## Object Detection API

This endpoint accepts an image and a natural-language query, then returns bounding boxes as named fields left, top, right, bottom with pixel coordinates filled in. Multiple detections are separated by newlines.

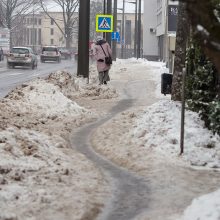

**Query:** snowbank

left=0, top=71, right=113, bottom=220
left=132, top=99, right=220, bottom=168
left=181, top=189, right=220, bottom=220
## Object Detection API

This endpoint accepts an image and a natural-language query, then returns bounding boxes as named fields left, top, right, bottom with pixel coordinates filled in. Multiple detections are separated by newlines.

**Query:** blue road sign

left=111, top=32, right=120, bottom=41
left=96, top=15, right=113, bottom=32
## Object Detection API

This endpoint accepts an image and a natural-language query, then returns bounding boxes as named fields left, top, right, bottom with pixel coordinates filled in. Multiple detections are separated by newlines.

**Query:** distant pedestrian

left=93, top=36, right=112, bottom=85
left=0, top=48, right=3, bottom=62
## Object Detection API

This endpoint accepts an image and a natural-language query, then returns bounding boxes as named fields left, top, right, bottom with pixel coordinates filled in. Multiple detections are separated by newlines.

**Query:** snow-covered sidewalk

left=93, top=58, right=220, bottom=220
left=0, top=58, right=219, bottom=220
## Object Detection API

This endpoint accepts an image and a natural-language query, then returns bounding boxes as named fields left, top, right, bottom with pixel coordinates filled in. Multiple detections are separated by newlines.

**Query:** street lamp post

left=77, top=0, right=90, bottom=79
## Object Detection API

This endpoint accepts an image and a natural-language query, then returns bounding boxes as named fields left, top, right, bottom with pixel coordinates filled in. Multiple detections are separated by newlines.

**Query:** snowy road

left=0, top=59, right=77, bottom=98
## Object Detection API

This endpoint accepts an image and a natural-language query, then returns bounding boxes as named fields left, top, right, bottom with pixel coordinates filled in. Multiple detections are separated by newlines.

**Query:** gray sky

left=117, top=0, right=144, bottom=13
left=46, top=0, right=144, bottom=13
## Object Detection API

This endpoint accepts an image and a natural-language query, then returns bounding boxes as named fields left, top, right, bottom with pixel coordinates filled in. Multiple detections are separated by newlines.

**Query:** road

left=0, top=58, right=77, bottom=98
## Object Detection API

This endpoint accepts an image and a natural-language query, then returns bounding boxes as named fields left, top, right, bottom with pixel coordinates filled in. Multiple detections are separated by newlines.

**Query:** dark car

left=40, top=46, right=61, bottom=63
left=7, top=47, right=38, bottom=69
left=59, top=48, right=72, bottom=60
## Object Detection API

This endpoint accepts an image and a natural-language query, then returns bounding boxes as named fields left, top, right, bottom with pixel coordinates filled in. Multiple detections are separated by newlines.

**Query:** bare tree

left=0, top=0, right=34, bottom=48
left=171, top=2, right=189, bottom=101
left=39, top=0, right=79, bottom=49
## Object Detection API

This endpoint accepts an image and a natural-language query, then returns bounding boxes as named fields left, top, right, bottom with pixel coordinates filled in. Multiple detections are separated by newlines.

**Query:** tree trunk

left=66, top=35, right=71, bottom=49
left=171, top=2, right=189, bottom=101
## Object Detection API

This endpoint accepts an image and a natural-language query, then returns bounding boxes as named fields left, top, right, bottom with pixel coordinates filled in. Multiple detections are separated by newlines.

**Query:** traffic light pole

left=77, top=0, right=90, bottom=79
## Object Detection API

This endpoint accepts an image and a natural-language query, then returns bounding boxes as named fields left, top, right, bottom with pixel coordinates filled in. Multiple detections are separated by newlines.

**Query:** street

left=0, top=58, right=77, bottom=98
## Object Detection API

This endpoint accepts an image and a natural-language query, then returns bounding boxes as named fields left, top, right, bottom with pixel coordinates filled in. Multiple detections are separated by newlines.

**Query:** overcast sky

left=46, top=0, right=144, bottom=13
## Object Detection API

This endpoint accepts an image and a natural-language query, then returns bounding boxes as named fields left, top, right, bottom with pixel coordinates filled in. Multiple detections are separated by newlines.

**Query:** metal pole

left=103, top=0, right=106, bottom=39
left=137, top=0, right=141, bottom=58
left=77, top=0, right=90, bottom=79
left=180, top=67, right=186, bottom=155
left=104, top=0, right=106, bottom=14
left=106, top=0, right=112, bottom=45
left=134, top=0, right=137, bottom=58
left=32, top=5, right=35, bottom=52
left=121, top=0, right=125, bottom=59
left=112, top=0, right=117, bottom=61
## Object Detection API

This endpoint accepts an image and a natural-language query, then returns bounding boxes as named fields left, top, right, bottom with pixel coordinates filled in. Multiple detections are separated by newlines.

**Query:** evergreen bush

left=186, top=44, right=220, bottom=134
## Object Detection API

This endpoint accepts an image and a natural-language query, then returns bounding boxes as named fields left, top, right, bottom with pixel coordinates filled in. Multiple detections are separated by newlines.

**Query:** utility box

left=161, top=73, right=173, bottom=95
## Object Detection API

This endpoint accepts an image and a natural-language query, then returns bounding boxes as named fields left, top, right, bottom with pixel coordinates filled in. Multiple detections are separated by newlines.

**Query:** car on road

left=7, top=47, right=38, bottom=69
left=59, top=48, right=72, bottom=60
left=40, top=46, right=61, bottom=63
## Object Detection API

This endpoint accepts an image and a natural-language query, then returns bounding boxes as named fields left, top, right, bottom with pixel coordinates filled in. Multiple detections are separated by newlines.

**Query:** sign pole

left=180, top=67, right=186, bottom=155
left=77, top=0, right=90, bottom=79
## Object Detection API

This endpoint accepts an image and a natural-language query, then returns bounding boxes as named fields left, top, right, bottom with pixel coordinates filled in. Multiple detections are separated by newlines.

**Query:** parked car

left=40, top=46, right=61, bottom=63
left=59, top=48, right=72, bottom=60
left=7, top=47, right=38, bottom=69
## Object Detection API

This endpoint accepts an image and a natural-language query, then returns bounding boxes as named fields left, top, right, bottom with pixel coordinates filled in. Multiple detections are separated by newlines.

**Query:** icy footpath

left=0, top=69, right=117, bottom=220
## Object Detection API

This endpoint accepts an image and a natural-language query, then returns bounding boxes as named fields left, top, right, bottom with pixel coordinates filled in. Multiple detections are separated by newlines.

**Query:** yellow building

left=22, top=12, right=78, bottom=52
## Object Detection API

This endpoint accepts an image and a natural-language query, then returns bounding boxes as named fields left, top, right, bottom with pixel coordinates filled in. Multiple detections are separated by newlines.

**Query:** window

left=39, top=19, right=41, bottom=25
left=50, top=28, right=54, bottom=35
left=51, top=19, right=54, bottom=25
left=51, top=39, right=54, bottom=45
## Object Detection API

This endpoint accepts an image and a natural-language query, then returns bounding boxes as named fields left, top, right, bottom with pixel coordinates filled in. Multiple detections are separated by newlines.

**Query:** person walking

left=93, top=36, right=112, bottom=85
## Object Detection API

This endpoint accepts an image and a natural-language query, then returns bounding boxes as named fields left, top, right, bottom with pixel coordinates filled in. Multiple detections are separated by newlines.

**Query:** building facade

left=143, top=0, right=178, bottom=71
left=14, top=12, right=78, bottom=53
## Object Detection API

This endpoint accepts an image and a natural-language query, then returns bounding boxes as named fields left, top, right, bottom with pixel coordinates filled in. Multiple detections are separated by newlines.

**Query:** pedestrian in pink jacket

left=93, top=36, right=112, bottom=85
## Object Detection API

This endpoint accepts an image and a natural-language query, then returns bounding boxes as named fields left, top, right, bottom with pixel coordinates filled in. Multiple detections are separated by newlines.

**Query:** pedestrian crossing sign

left=96, top=14, right=113, bottom=32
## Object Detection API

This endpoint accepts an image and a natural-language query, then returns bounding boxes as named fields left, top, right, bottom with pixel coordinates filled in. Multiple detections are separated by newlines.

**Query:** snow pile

left=111, top=58, right=168, bottom=98
left=0, top=71, right=109, bottom=220
left=181, top=189, right=220, bottom=220
left=0, top=127, right=108, bottom=220
left=132, top=99, right=220, bottom=168
left=65, top=66, right=119, bottom=100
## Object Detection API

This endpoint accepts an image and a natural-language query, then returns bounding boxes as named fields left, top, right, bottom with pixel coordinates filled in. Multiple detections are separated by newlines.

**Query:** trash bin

left=161, top=73, right=173, bottom=95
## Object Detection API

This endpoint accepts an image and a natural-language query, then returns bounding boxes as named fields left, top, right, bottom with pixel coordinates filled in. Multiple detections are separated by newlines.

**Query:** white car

left=40, top=46, right=61, bottom=63
left=7, top=47, right=38, bottom=69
